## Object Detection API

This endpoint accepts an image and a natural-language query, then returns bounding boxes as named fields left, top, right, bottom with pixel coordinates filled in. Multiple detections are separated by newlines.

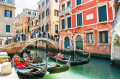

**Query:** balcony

left=0, top=1, right=15, bottom=8
left=59, top=7, right=72, bottom=16
left=113, top=9, right=120, bottom=28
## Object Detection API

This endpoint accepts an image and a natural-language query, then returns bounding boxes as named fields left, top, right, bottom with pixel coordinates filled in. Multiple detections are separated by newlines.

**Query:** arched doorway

left=64, top=36, right=70, bottom=49
left=76, top=35, right=83, bottom=50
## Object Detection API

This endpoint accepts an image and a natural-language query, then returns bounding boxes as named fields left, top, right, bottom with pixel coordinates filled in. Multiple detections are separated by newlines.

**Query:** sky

left=15, top=0, right=39, bottom=16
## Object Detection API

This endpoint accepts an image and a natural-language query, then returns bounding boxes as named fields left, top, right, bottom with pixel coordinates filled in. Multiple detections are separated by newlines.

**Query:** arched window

left=64, top=37, right=70, bottom=49
left=76, top=35, right=83, bottom=50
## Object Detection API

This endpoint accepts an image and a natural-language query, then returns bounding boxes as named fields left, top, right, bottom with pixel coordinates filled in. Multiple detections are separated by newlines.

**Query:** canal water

left=19, top=48, right=120, bottom=79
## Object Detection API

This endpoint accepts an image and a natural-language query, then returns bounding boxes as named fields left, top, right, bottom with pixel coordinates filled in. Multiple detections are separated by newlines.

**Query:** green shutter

left=77, top=13, right=82, bottom=26
left=62, top=19, right=65, bottom=29
left=98, top=5, right=107, bottom=22
left=67, top=17, right=71, bottom=28
left=77, top=0, right=81, bottom=5
left=6, top=25, right=10, bottom=32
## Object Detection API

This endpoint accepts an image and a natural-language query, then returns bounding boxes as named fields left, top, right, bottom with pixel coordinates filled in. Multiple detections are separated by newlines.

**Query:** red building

left=59, top=0, right=116, bottom=55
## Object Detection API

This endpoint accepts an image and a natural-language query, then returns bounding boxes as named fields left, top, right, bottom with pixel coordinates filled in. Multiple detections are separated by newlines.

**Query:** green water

left=20, top=48, right=120, bottom=79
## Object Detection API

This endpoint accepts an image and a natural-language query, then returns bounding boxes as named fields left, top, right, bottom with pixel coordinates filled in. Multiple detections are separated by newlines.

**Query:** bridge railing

left=2, top=33, right=59, bottom=47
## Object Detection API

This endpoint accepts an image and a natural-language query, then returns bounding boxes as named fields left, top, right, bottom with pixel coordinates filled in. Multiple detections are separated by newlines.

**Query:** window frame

left=76, top=12, right=83, bottom=27
left=61, top=18, right=65, bottom=30
left=97, top=3, right=108, bottom=24
left=98, top=30, right=109, bottom=45
left=6, top=25, right=10, bottom=33
left=85, top=30, right=95, bottom=45
left=67, top=16, right=72, bottom=29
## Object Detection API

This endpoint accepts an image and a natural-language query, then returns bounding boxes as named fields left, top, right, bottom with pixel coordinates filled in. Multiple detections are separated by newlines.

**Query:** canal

left=19, top=48, right=120, bottom=79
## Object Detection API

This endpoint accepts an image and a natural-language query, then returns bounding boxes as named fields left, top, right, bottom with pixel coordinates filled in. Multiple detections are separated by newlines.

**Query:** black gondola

left=48, top=53, right=90, bottom=66
left=16, top=57, right=48, bottom=78
left=33, top=57, right=71, bottom=74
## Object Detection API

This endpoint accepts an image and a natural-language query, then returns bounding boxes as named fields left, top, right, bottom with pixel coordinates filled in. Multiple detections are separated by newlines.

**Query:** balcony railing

left=113, top=9, right=120, bottom=28
left=59, top=7, right=72, bottom=16
left=0, top=1, right=15, bottom=7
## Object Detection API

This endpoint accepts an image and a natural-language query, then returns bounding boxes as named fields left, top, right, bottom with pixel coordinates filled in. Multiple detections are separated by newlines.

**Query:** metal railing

left=113, top=9, right=120, bottom=28
left=59, top=7, right=72, bottom=16
left=2, top=33, right=59, bottom=48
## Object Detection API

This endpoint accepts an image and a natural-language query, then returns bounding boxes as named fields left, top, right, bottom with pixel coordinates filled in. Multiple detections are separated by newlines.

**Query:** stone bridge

left=0, top=34, right=59, bottom=53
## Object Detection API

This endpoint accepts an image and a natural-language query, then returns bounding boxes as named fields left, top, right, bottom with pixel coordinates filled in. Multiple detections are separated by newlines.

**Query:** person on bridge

left=31, top=30, right=34, bottom=38
left=38, top=30, right=41, bottom=37
left=68, top=43, right=75, bottom=61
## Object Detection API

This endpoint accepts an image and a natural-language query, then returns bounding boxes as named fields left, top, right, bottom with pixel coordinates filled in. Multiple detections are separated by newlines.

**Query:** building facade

left=15, top=9, right=38, bottom=34
left=0, top=0, right=15, bottom=40
left=37, top=0, right=59, bottom=37
left=59, top=0, right=116, bottom=55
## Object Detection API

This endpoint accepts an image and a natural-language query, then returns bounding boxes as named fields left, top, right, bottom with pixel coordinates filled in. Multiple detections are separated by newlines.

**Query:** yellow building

left=15, top=9, right=38, bottom=35
left=37, top=0, right=59, bottom=37
left=0, top=0, right=15, bottom=47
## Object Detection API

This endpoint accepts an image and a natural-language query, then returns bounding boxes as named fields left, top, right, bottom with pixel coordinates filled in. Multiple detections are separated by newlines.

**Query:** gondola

left=32, top=57, right=71, bottom=74
left=48, top=53, right=90, bottom=66
left=16, top=57, right=48, bottom=78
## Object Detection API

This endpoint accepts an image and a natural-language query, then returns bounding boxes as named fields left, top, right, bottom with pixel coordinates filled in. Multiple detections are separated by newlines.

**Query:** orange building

left=15, top=9, right=38, bottom=34
left=59, top=0, right=116, bottom=55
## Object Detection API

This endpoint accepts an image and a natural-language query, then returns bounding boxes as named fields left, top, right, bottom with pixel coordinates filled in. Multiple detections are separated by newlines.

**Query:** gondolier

left=68, top=43, right=74, bottom=61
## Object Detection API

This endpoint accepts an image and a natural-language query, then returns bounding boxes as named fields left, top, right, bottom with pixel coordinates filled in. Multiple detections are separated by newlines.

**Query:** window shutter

left=105, top=31, right=108, bottom=43
left=6, top=25, right=10, bottom=32
left=98, top=5, right=107, bottom=22
left=10, top=11, right=12, bottom=18
left=100, top=32, right=102, bottom=43
left=5, top=10, right=7, bottom=17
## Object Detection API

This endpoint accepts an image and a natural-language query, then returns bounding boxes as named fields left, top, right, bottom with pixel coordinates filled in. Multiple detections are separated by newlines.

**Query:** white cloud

left=15, top=0, right=39, bottom=16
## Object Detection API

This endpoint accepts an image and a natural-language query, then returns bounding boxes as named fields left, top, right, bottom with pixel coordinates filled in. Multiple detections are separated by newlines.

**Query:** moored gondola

left=48, top=53, right=90, bottom=66
left=16, top=57, right=48, bottom=78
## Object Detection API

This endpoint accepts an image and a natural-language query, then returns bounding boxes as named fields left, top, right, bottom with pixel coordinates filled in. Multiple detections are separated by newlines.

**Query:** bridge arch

left=20, top=38, right=59, bottom=53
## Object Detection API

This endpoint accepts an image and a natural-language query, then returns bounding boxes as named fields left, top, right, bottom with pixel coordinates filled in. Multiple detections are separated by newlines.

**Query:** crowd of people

left=5, top=30, right=59, bottom=45
left=31, top=30, right=59, bottom=42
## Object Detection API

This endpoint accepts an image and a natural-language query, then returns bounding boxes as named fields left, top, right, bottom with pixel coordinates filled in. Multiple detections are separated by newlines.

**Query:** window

left=62, top=19, right=65, bottom=30
left=54, top=10, right=59, bottom=16
left=32, top=21, right=33, bottom=26
left=39, top=14, right=41, bottom=20
left=42, top=25, right=44, bottom=32
left=6, top=0, right=14, bottom=4
left=77, top=13, right=82, bottom=26
left=98, top=5, right=107, bottom=22
left=38, top=5, right=41, bottom=9
left=67, top=17, right=71, bottom=28
left=46, top=0, right=49, bottom=3
left=67, top=1, right=71, bottom=7
left=33, top=12, right=36, bottom=16
left=62, top=4, right=65, bottom=10
left=28, top=17, right=30, bottom=22
left=42, top=11, right=44, bottom=18
left=55, top=25, right=58, bottom=33
left=6, top=25, right=10, bottom=32
left=28, top=26, right=30, bottom=32
left=46, top=8, right=49, bottom=16
left=28, top=11, right=31, bottom=14
left=46, top=23, right=49, bottom=32
left=99, top=31, right=108, bottom=44
left=86, top=33, right=94, bottom=44
left=55, top=0, right=58, bottom=2
left=5, top=10, right=12, bottom=18
left=42, top=1, right=44, bottom=7
left=77, top=0, right=82, bottom=5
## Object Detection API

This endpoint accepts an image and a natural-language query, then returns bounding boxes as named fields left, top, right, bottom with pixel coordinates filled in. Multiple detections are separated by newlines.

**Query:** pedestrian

left=39, top=30, right=41, bottom=37
left=68, top=43, right=74, bottom=61
left=31, top=30, right=34, bottom=38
